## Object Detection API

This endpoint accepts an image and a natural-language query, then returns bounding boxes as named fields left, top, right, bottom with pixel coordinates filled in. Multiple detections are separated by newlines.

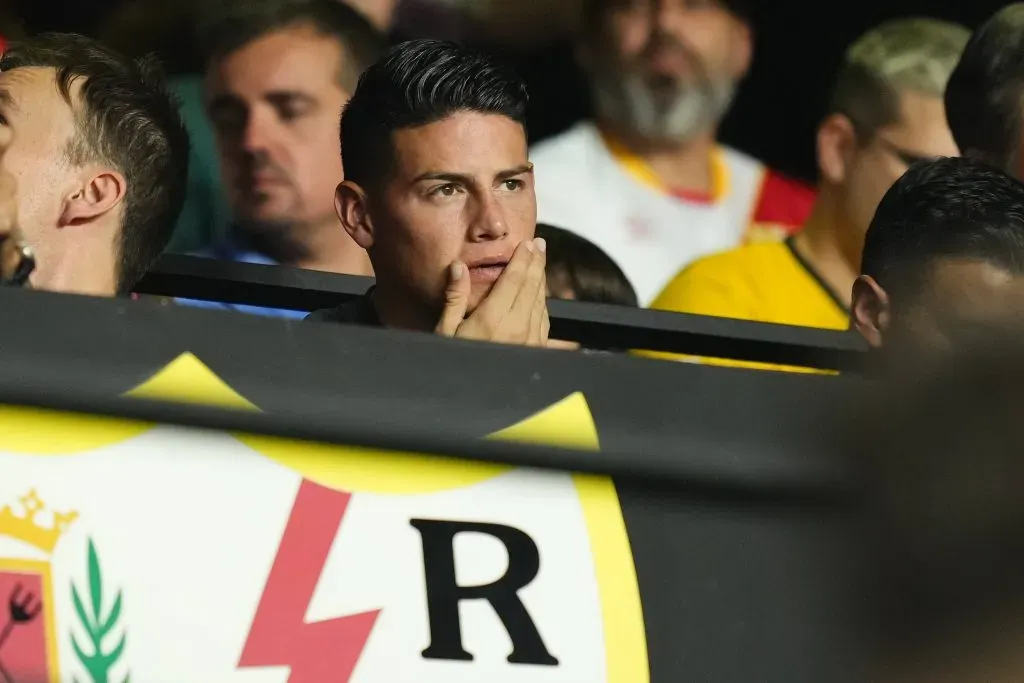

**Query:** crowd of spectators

left=4, top=4, right=1024, bottom=678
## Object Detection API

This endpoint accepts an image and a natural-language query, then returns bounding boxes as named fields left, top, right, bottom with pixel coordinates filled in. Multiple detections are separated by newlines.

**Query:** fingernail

left=451, top=261, right=464, bottom=280
left=535, top=238, right=546, bottom=253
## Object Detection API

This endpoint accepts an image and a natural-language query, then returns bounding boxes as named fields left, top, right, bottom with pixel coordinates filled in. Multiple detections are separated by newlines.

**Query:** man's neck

left=599, top=119, right=718, bottom=193
left=371, top=284, right=437, bottom=333
left=790, top=189, right=859, bottom=310
left=243, top=218, right=373, bottom=276
left=37, top=248, right=118, bottom=297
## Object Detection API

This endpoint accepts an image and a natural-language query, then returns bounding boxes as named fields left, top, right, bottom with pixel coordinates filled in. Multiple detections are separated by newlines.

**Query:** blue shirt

left=174, top=244, right=309, bottom=319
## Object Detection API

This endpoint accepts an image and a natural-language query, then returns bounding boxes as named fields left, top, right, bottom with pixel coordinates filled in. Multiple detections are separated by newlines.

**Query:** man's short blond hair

left=830, top=17, right=970, bottom=139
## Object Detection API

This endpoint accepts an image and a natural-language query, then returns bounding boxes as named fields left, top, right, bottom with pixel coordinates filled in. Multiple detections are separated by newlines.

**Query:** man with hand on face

left=307, top=39, right=549, bottom=347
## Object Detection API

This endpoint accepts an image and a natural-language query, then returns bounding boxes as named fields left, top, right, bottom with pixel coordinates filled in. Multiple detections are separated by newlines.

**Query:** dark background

left=9, top=0, right=1010, bottom=180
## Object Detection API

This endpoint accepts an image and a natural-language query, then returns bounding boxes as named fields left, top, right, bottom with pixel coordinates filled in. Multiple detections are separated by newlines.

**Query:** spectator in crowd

left=537, top=223, right=637, bottom=307
left=308, top=39, right=550, bottom=347
left=945, top=3, right=1024, bottom=179
left=853, top=332, right=1024, bottom=683
left=650, top=19, right=967, bottom=336
left=538, top=222, right=637, bottom=351
left=530, top=0, right=815, bottom=305
left=0, top=33, right=188, bottom=296
left=852, top=157, right=1024, bottom=360
left=181, top=0, right=386, bottom=317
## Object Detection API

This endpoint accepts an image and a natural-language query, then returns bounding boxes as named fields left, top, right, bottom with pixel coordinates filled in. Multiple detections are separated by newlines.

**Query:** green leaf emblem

left=70, top=538, right=128, bottom=683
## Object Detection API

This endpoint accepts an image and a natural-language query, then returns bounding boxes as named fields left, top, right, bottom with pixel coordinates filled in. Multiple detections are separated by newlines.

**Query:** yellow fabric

left=600, top=129, right=732, bottom=202
left=637, top=242, right=848, bottom=373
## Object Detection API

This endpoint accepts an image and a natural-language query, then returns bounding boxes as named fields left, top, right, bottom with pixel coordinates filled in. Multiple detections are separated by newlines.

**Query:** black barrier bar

left=0, top=286, right=849, bottom=501
left=0, top=391, right=847, bottom=506
left=0, top=287, right=856, bottom=683
left=137, top=255, right=868, bottom=371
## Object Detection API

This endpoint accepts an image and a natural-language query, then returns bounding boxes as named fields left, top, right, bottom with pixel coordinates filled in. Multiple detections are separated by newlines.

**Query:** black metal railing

left=136, top=254, right=868, bottom=371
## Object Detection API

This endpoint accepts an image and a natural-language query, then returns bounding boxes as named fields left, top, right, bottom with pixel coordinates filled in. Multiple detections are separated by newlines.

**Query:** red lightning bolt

left=239, top=479, right=380, bottom=682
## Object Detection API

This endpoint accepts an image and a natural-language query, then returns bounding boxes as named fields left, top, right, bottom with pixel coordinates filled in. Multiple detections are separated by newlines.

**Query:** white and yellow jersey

left=530, top=122, right=815, bottom=305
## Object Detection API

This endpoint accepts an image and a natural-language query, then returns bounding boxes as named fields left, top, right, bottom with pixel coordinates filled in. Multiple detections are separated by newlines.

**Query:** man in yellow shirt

left=648, top=18, right=969, bottom=347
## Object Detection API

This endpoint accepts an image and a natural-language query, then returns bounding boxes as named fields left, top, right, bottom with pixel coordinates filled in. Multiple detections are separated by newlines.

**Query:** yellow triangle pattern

left=239, top=392, right=598, bottom=495
left=118, top=351, right=601, bottom=492
left=122, top=352, right=258, bottom=411
left=488, top=392, right=600, bottom=451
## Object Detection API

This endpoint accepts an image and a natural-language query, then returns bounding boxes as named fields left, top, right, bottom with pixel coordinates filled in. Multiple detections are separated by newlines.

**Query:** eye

left=430, top=183, right=459, bottom=197
left=276, top=102, right=308, bottom=122
left=210, top=109, right=245, bottom=137
left=502, top=178, right=525, bottom=191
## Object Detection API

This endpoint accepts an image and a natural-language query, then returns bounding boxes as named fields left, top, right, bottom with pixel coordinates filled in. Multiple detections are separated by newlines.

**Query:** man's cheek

left=467, top=282, right=495, bottom=313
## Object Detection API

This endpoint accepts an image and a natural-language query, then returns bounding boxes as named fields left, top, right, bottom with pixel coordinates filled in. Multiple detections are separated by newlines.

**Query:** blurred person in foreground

left=531, top=0, right=815, bottom=305
left=308, top=40, right=549, bottom=347
left=181, top=0, right=386, bottom=317
left=852, top=156, right=1024, bottom=364
left=851, top=329, right=1024, bottom=682
left=945, top=3, right=1024, bottom=180
left=0, top=33, right=188, bottom=296
left=649, top=19, right=967, bottom=340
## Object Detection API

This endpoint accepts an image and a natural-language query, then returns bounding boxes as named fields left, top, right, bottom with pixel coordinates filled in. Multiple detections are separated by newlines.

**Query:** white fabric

left=530, top=122, right=766, bottom=305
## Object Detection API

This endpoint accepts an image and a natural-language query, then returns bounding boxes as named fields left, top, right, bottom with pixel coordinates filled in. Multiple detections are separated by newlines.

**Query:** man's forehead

left=0, top=66, right=79, bottom=106
left=923, top=258, right=1018, bottom=311
left=209, top=25, right=344, bottom=93
left=886, top=90, right=955, bottom=150
left=391, top=112, right=528, bottom=171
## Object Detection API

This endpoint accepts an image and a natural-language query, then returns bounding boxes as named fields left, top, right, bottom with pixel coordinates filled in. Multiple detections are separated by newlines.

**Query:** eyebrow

left=413, top=163, right=534, bottom=184
left=207, top=90, right=315, bottom=112
left=265, top=91, right=316, bottom=107
left=206, top=93, right=239, bottom=116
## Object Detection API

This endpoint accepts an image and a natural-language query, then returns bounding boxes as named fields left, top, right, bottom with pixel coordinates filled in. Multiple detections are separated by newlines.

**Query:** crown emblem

left=0, top=489, right=77, bottom=554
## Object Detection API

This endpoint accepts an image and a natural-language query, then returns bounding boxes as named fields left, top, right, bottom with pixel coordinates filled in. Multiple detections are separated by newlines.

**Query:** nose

left=469, top=192, right=509, bottom=242
left=242, top=109, right=272, bottom=155
left=652, top=0, right=674, bottom=31
left=652, top=0, right=686, bottom=36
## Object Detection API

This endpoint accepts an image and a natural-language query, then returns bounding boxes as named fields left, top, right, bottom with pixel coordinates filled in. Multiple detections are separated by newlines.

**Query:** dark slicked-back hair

left=0, top=33, right=189, bottom=294
left=861, top=156, right=1024, bottom=299
left=341, top=39, right=528, bottom=189
left=199, top=0, right=386, bottom=92
left=945, top=4, right=1024, bottom=174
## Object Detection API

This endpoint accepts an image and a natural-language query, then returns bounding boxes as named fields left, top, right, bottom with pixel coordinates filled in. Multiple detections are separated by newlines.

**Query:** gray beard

left=591, top=73, right=736, bottom=143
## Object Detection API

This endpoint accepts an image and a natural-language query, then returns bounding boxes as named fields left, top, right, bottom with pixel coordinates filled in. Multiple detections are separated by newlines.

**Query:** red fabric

left=751, top=169, right=816, bottom=233
left=669, top=187, right=713, bottom=205
left=0, top=35, right=7, bottom=55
